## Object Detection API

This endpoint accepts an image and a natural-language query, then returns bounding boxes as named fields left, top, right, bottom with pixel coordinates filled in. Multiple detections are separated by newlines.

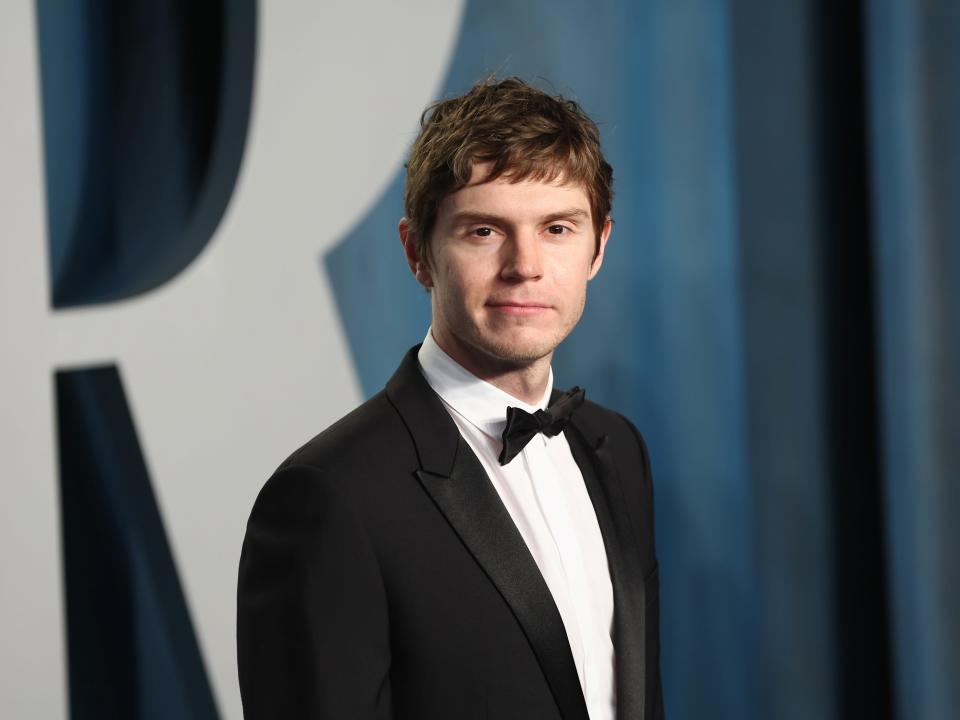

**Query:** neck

left=431, top=330, right=551, bottom=406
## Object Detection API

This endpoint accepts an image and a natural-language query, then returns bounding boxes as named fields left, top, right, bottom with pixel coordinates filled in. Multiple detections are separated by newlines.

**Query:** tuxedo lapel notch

left=385, top=346, right=460, bottom=476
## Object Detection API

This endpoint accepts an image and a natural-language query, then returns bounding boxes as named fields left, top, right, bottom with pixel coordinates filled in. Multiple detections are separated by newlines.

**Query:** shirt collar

left=417, top=328, right=553, bottom=440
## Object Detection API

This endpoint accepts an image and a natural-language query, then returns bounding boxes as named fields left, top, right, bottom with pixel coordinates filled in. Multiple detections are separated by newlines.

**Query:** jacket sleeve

left=237, top=464, right=392, bottom=719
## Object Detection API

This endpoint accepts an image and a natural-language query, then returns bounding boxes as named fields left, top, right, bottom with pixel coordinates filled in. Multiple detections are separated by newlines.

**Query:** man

left=237, top=77, right=662, bottom=719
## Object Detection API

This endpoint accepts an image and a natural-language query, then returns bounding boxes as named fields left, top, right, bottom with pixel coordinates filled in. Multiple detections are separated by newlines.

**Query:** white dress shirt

left=418, top=330, right=616, bottom=720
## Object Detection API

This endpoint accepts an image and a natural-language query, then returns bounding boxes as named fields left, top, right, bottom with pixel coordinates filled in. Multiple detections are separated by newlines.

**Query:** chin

left=476, top=328, right=565, bottom=366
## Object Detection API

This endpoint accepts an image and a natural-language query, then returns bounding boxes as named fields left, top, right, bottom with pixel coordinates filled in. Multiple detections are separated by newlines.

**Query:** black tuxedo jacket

left=238, top=346, right=663, bottom=719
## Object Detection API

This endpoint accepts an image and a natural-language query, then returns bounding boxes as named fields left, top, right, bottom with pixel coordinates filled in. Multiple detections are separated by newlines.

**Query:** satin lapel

left=416, top=440, right=589, bottom=720
left=565, top=421, right=647, bottom=720
left=386, top=348, right=588, bottom=720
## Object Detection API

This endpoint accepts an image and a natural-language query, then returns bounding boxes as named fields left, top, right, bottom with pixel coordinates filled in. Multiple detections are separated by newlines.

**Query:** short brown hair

left=403, top=77, right=613, bottom=265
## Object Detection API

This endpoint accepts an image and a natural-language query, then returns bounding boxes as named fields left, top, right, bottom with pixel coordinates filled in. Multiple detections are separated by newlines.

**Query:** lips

left=487, top=300, right=552, bottom=316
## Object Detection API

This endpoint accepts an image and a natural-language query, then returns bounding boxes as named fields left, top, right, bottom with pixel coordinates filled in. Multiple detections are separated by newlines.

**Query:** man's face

left=403, top=163, right=610, bottom=373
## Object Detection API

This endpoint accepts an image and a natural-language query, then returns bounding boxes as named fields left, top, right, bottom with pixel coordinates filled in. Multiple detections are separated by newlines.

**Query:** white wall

left=0, top=2, right=464, bottom=716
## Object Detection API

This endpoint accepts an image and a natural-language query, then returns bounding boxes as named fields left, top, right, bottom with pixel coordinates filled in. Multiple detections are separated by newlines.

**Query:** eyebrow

left=449, top=208, right=590, bottom=226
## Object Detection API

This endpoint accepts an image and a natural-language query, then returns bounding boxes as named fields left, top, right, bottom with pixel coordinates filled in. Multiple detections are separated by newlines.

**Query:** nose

left=501, top=229, right=543, bottom=281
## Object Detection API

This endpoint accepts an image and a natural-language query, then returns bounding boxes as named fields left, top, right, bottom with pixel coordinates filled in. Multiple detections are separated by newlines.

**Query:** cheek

left=549, top=256, right=593, bottom=296
left=434, top=259, right=482, bottom=309
left=447, top=254, right=490, bottom=291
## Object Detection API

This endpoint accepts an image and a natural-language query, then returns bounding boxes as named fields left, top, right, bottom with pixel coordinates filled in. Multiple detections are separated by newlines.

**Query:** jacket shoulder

left=575, top=398, right=649, bottom=461
left=276, top=390, right=417, bottom=477
left=574, top=397, right=628, bottom=432
left=245, top=389, right=421, bottom=539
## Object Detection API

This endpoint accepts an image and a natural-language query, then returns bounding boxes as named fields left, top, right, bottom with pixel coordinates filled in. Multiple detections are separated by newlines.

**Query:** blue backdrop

left=38, top=1, right=958, bottom=718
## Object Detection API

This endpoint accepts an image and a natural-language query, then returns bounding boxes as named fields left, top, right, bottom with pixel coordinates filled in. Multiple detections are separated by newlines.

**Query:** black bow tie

left=498, top=387, right=585, bottom=465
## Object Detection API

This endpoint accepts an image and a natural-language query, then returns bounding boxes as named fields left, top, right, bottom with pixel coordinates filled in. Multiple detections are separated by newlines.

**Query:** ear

left=587, top=217, right=612, bottom=280
left=399, top=217, right=433, bottom=288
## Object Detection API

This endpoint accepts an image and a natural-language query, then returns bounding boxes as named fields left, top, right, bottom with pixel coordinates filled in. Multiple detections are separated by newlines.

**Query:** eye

left=546, top=224, right=570, bottom=235
left=472, top=226, right=494, bottom=237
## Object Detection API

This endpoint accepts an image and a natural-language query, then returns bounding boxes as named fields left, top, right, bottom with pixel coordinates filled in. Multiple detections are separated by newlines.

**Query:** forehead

left=438, top=162, right=592, bottom=220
